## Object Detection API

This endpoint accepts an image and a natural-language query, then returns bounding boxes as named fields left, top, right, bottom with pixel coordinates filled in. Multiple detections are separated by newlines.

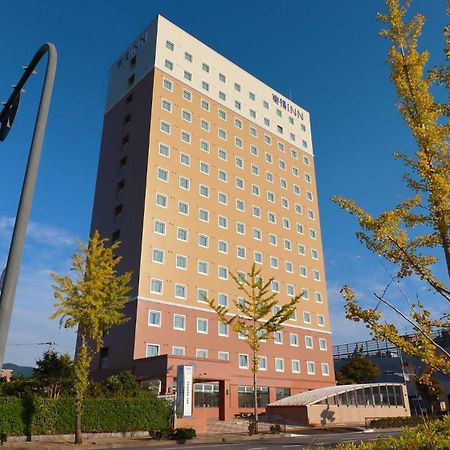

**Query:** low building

left=266, top=383, right=410, bottom=426
left=0, top=368, right=12, bottom=381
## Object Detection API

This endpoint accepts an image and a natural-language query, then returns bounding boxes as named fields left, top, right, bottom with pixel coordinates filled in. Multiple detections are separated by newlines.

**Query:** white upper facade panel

left=106, top=15, right=313, bottom=155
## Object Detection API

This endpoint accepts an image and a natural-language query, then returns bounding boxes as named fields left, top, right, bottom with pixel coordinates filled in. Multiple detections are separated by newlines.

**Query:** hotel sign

left=176, top=365, right=193, bottom=418
left=117, top=31, right=148, bottom=69
left=272, top=94, right=304, bottom=120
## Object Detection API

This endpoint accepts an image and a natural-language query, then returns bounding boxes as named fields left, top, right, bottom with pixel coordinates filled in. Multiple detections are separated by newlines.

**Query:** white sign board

left=176, top=365, right=193, bottom=418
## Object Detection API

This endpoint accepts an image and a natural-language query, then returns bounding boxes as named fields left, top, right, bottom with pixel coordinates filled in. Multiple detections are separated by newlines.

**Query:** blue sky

left=0, top=0, right=447, bottom=366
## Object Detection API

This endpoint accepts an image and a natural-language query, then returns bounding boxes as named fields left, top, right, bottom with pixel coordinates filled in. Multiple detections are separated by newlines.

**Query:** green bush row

left=0, top=396, right=172, bottom=436
left=369, top=414, right=443, bottom=428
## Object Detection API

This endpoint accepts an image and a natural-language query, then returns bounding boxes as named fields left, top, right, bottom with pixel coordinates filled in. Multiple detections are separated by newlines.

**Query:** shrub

left=169, top=427, right=196, bottom=440
left=270, top=424, right=282, bottom=434
left=368, top=415, right=442, bottom=428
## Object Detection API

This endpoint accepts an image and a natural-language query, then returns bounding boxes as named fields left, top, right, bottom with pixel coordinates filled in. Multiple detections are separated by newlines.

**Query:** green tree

left=336, top=356, right=381, bottom=385
left=207, top=264, right=302, bottom=433
left=332, top=0, right=450, bottom=383
left=102, top=371, right=143, bottom=397
left=33, top=349, right=74, bottom=398
left=50, top=231, right=132, bottom=444
left=416, top=376, right=444, bottom=414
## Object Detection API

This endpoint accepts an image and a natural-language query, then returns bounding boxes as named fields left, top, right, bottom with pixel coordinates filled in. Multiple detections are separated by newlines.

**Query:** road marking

left=247, top=448, right=268, bottom=450
left=282, top=445, right=304, bottom=448
left=158, top=444, right=243, bottom=450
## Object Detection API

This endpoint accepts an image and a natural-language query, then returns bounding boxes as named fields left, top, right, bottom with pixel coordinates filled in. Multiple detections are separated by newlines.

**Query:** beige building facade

left=90, top=15, right=335, bottom=423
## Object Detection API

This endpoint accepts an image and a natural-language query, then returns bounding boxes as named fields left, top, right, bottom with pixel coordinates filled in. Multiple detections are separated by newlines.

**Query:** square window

left=202, top=62, right=210, bottom=73
left=185, top=52, right=193, bottom=62
left=152, top=248, right=165, bottom=264
left=198, top=260, right=208, bottom=275
left=319, top=338, right=327, bottom=351
left=290, top=333, right=299, bottom=347
left=202, top=81, right=209, bottom=91
left=237, top=246, right=246, bottom=259
left=218, top=351, right=229, bottom=360
left=263, top=100, right=269, bottom=109
left=292, top=360, right=301, bottom=373
left=274, top=331, right=283, bottom=344
left=322, top=363, right=330, bottom=376
left=184, top=70, right=192, bottom=81
left=176, top=254, right=187, bottom=270
left=200, top=161, right=210, bottom=174
left=177, top=227, right=188, bottom=242
left=271, top=280, right=280, bottom=292
left=146, top=344, right=159, bottom=358
left=307, top=361, right=315, bottom=375
left=155, top=193, right=167, bottom=208
left=218, top=322, right=229, bottom=336
left=196, top=349, right=208, bottom=358
left=178, top=201, right=189, bottom=215
left=234, top=82, right=241, bottom=92
left=218, top=148, right=227, bottom=160
left=235, top=156, right=244, bottom=168
left=315, top=292, right=323, bottom=303
left=259, top=356, right=267, bottom=371
left=163, top=78, right=173, bottom=91
left=236, top=222, right=246, bottom=234
left=150, top=278, right=163, bottom=294
left=219, top=91, right=226, bottom=101
left=197, top=318, right=208, bottom=333
left=252, top=205, right=261, bottom=218
left=173, top=314, right=186, bottom=330
left=218, top=192, right=228, bottom=205
left=175, top=284, right=186, bottom=299
left=180, top=153, right=191, bottom=166
left=305, top=335, right=313, bottom=348
left=219, top=73, right=226, bottom=82
left=198, top=234, right=209, bottom=248
left=218, top=216, right=228, bottom=229
left=160, top=121, right=171, bottom=134
left=199, top=185, right=209, bottom=198
left=179, top=176, right=190, bottom=190
left=218, top=266, right=228, bottom=280
left=254, top=251, right=263, bottom=264
left=253, top=228, right=262, bottom=240
left=317, top=314, right=325, bottom=326
left=148, top=310, right=161, bottom=326
left=235, top=100, right=241, bottom=110
left=159, top=143, right=170, bottom=157
left=218, top=293, right=228, bottom=306
left=236, top=199, right=245, bottom=211
left=239, top=354, right=249, bottom=369
left=275, top=358, right=284, bottom=372
left=218, top=109, right=227, bottom=120
left=164, top=59, right=173, bottom=70
left=181, top=130, right=191, bottom=144
left=161, top=99, right=172, bottom=112
left=218, top=240, right=228, bottom=254
left=182, top=109, right=192, bottom=122
left=172, top=346, right=185, bottom=356
left=201, top=99, right=210, bottom=111
left=218, top=128, right=227, bottom=140
left=197, top=288, right=208, bottom=303
left=154, top=220, right=166, bottom=235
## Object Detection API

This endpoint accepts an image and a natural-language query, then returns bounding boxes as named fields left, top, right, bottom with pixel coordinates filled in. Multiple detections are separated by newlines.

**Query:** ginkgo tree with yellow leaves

left=207, top=264, right=302, bottom=433
left=332, top=0, right=450, bottom=382
left=51, top=231, right=132, bottom=444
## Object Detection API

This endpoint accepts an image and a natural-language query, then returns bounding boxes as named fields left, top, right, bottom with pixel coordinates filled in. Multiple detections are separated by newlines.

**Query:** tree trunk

left=75, top=397, right=82, bottom=444
left=252, top=350, right=258, bottom=434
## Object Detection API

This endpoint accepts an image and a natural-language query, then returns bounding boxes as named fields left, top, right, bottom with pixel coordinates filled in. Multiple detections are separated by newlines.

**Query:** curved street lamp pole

left=0, top=43, right=57, bottom=369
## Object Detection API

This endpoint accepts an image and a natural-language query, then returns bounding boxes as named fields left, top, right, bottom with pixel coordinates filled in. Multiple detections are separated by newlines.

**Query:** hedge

left=0, top=396, right=172, bottom=436
left=368, top=414, right=444, bottom=428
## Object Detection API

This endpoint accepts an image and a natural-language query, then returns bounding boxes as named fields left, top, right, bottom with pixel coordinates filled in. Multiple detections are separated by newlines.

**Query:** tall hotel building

left=91, top=15, right=335, bottom=423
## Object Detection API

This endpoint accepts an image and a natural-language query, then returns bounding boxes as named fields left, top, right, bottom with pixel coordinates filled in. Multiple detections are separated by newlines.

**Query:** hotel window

left=179, top=176, right=190, bottom=190
left=235, top=177, right=244, bottom=190
left=285, top=261, right=293, bottom=273
left=266, top=171, right=274, bottom=183
left=265, top=152, right=273, bottom=163
left=197, top=288, right=208, bottom=303
left=198, top=208, right=209, bottom=221
left=196, top=349, right=208, bottom=358
left=159, top=143, right=170, bottom=158
left=202, top=62, right=210, bottom=73
left=277, top=125, right=283, bottom=134
left=239, top=354, right=249, bottom=369
left=177, top=227, right=188, bottom=242
left=235, top=136, right=243, bottom=148
left=293, top=185, right=301, bottom=196
left=218, top=148, right=227, bottom=160
left=290, top=133, right=296, bottom=141
left=250, top=127, right=257, bottom=137
left=157, top=167, right=168, bottom=182
left=198, top=234, right=209, bottom=248
left=292, top=360, right=301, bottom=373
left=218, top=128, right=227, bottom=140
left=281, top=198, right=289, bottom=209
left=304, top=312, right=312, bottom=325
left=184, top=70, right=192, bottom=81
left=305, top=173, right=311, bottom=183
left=250, top=109, right=256, bottom=119
left=199, top=185, right=209, bottom=198
left=311, top=249, right=319, bottom=260
left=290, top=333, right=299, bottom=347
left=287, top=284, right=295, bottom=296
left=317, top=314, right=325, bottom=327
left=218, top=170, right=228, bottom=182
left=180, top=153, right=190, bottom=166
left=234, top=118, right=243, bottom=129
left=154, top=220, right=166, bottom=235
left=280, top=178, right=288, bottom=189
left=313, top=270, right=321, bottom=281
left=200, top=161, right=209, bottom=174
left=264, top=135, right=272, bottom=145
left=218, top=351, right=229, bottom=360
left=267, top=191, right=275, bottom=203
left=302, top=139, right=308, bottom=148
left=271, top=280, right=280, bottom=292
left=150, top=279, right=163, bottom=294
left=218, top=322, right=229, bottom=336
left=250, top=145, right=259, bottom=156
left=252, top=185, right=260, bottom=196
left=152, top=249, right=165, bottom=264
left=218, top=293, right=228, bottom=306
left=264, top=117, right=270, bottom=126
left=305, top=336, right=313, bottom=348
left=155, top=193, right=167, bottom=208
left=161, top=99, right=172, bottom=112
left=259, top=356, right=267, bottom=371
left=322, top=363, right=330, bottom=376
left=297, top=223, right=304, bottom=234
left=201, top=81, right=210, bottom=92
left=219, top=91, right=226, bottom=101
left=310, top=228, right=317, bottom=239
left=251, top=164, right=259, bottom=176
left=301, top=288, right=309, bottom=300
left=319, top=338, right=327, bottom=351
left=181, top=130, right=191, bottom=144
left=219, top=73, right=226, bottom=82
left=235, top=100, right=241, bottom=110
left=274, top=331, right=283, bottom=344
left=185, top=51, right=193, bottom=62
left=269, top=233, right=277, bottom=246
left=146, top=344, right=159, bottom=358
left=175, top=255, right=187, bottom=270
left=306, top=191, right=313, bottom=201
left=252, top=205, right=261, bottom=218
left=275, top=358, right=284, bottom=372
left=301, top=123, right=306, bottom=132
left=235, top=156, right=244, bottom=169
left=268, top=212, right=276, bottom=224
left=307, top=362, right=316, bottom=375
left=197, top=318, right=208, bottom=334
left=218, top=266, right=228, bottom=280
left=148, top=310, right=161, bottom=327
left=218, top=109, right=227, bottom=120
left=284, top=239, right=292, bottom=251
left=291, top=149, right=298, bottom=160
left=253, top=228, right=262, bottom=240
left=177, top=202, right=189, bottom=216
left=218, top=240, right=228, bottom=254
left=237, top=246, right=246, bottom=259
left=163, top=78, right=173, bottom=91
left=298, top=245, right=306, bottom=257
left=288, top=116, right=294, bottom=125
left=175, top=284, right=186, bottom=299
left=308, top=209, right=315, bottom=220
left=234, top=82, right=241, bottom=92
left=201, top=99, right=210, bottom=111
left=292, top=167, right=299, bottom=177
left=254, top=251, right=263, bottom=264
left=315, top=292, right=323, bottom=303
left=276, top=108, right=282, bottom=117
left=282, top=218, right=291, bottom=229
left=164, top=59, right=173, bottom=70
left=218, top=215, right=228, bottom=229
left=263, top=100, right=269, bottom=109
left=160, top=121, right=171, bottom=134
left=236, top=222, right=245, bottom=234
left=172, top=346, right=185, bottom=356
left=277, top=142, right=285, bottom=152
left=218, top=192, right=228, bottom=205
left=182, top=109, right=192, bottom=122
left=270, top=256, right=278, bottom=269
left=236, top=199, right=245, bottom=211
left=300, top=266, right=307, bottom=277
left=295, top=204, right=302, bottom=214
left=249, top=91, right=256, bottom=101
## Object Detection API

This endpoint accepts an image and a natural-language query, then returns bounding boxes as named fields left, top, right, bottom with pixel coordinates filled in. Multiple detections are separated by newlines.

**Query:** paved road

left=108, top=430, right=400, bottom=449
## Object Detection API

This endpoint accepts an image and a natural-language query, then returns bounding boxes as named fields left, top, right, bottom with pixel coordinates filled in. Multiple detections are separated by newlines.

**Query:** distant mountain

left=3, top=363, right=34, bottom=378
